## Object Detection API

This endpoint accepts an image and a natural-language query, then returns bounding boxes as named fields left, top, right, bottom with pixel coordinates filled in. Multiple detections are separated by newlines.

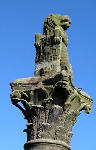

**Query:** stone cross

left=10, top=14, right=93, bottom=150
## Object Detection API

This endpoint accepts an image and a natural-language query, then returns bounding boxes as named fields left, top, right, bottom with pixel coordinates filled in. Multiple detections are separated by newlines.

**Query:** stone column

left=10, top=14, right=93, bottom=150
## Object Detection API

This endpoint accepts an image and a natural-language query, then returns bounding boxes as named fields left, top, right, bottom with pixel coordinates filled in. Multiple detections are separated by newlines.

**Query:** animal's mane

left=43, top=14, right=62, bottom=34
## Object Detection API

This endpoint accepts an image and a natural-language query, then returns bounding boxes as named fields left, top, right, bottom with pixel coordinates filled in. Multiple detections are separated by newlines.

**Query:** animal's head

left=44, top=14, right=71, bottom=34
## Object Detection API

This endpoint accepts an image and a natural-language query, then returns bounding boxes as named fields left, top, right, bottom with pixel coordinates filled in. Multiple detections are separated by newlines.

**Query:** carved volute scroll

left=10, top=14, right=93, bottom=150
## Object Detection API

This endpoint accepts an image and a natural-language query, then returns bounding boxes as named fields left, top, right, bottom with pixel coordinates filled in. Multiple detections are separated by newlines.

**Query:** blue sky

left=0, top=0, right=96, bottom=150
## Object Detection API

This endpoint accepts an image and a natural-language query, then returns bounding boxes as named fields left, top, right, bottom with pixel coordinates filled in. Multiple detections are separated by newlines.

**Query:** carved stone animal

left=35, top=14, right=73, bottom=79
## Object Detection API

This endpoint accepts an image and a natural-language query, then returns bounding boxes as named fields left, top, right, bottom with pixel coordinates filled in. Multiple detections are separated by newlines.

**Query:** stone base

left=24, top=139, right=71, bottom=150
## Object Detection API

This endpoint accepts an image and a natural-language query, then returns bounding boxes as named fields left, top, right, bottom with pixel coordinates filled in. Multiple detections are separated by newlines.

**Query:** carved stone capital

left=10, top=14, right=93, bottom=150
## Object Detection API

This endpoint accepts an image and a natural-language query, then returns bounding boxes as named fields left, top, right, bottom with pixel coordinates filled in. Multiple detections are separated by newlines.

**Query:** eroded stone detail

left=35, top=14, right=73, bottom=78
left=10, top=14, right=93, bottom=150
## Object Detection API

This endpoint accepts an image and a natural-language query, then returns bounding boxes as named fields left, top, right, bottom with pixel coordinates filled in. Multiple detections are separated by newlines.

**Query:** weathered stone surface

left=34, top=14, right=73, bottom=78
left=10, top=14, right=93, bottom=150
